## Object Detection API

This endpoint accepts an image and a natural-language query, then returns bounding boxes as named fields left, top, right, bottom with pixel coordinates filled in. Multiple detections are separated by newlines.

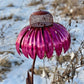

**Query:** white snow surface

left=0, top=0, right=84, bottom=84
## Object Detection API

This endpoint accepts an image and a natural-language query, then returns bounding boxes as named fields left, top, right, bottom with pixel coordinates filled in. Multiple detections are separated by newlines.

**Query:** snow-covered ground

left=0, top=0, right=84, bottom=84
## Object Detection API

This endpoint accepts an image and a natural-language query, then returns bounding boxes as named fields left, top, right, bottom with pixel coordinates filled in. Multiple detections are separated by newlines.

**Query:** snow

left=0, top=0, right=84, bottom=84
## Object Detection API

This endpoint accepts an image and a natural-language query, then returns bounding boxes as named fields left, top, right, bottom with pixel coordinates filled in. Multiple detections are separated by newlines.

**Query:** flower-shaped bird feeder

left=16, top=11, right=71, bottom=84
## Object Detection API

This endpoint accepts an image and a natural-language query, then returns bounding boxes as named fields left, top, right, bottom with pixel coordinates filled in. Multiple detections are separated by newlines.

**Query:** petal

left=54, top=23, right=69, bottom=38
left=48, top=27, right=62, bottom=56
left=36, top=28, right=45, bottom=59
left=21, top=30, right=31, bottom=58
left=53, top=24, right=70, bottom=53
left=54, top=23, right=71, bottom=51
left=43, top=28, right=53, bottom=58
left=16, top=26, right=30, bottom=55
left=54, top=23, right=68, bottom=32
left=28, top=29, right=37, bottom=59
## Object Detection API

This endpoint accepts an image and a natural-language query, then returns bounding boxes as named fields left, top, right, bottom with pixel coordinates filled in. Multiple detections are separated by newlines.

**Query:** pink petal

left=54, top=23, right=71, bottom=51
left=54, top=23, right=71, bottom=50
left=54, top=23, right=68, bottom=32
left=28, top=29, right=37, bottom=59
left=36, top=28, right=45, bottom=59
left=21, top=31, right=30, bottom=58
left=16, top=26, right=30, bottom=55
left=43, top=28, right=53, bottom=58
left=54, top=23, right=69, bottom=38
left=48, top=27, right=62, bottom=56
left=53, top=24, right=70, bottom=53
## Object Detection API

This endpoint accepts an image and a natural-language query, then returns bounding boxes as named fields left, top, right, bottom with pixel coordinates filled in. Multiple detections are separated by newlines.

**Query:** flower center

left=30, top=11, right=53, bottom=27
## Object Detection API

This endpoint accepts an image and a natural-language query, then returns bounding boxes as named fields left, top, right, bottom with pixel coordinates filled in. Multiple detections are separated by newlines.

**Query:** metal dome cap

left=29, top=11, right=53, bottom=27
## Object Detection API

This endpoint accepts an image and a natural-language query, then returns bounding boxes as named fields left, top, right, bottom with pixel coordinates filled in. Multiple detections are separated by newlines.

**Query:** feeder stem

left=32, top=55, right=37, bottom=84
left=26, top=56, right=36, bottom=84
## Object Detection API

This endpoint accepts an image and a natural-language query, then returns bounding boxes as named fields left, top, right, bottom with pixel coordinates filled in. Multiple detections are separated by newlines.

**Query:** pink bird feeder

left=16, top=11, right=71, bottom=84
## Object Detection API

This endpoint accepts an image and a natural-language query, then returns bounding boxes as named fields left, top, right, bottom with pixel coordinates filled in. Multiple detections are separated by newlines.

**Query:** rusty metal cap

left=29, top=11, right=53, bottom=27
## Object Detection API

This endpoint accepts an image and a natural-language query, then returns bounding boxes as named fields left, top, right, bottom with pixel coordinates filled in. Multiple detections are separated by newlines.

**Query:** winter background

left=0, top=0, right=84, bottom=84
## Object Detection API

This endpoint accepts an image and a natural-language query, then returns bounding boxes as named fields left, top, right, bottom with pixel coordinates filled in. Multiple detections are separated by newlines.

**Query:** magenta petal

left=54, top=23, right=69, bottom=38
left=55, top=23, right=68, bottom=32
left=54, top=23, right=69, bottom=40
left=54, top=28, right=67, bottom=52
left=48, top=27, right=62, bottom=56
left=16, top=26, right=30, bottom=55
left=28, top=29, right=36, bottom=59
left=43, top=28, right=53, bottom=58
left=21, top=31, right=30, bottom=58
left=36, top=28, right=45, bottom=59
left=53, top=24, right=70, bottom=53
left=21, top=33, right=28, bottom=58
left=21, top=29, right=33, bottom=58
left=56, top=30, right=68, bottom=52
